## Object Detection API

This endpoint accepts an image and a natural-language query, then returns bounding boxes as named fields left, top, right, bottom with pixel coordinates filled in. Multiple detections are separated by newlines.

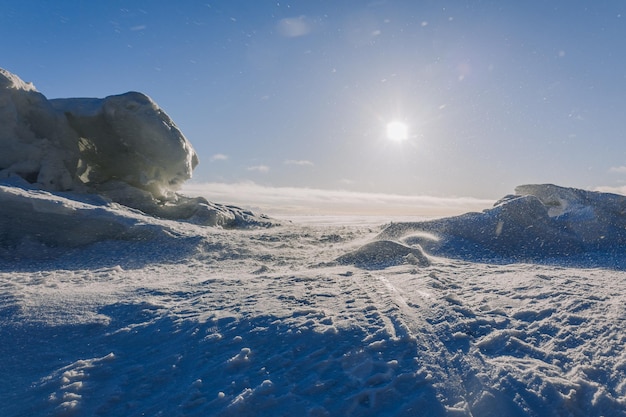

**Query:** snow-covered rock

left=380, top=184, right=626, bottom=265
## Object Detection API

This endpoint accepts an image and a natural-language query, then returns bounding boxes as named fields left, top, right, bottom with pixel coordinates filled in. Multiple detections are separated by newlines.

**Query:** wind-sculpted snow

left=336, top=240, right=431, bottom=270
left=0, top=176, right=275, bottom=260
left=0, top=68, right=274, bottom=251
left=379, top=184, right=626, bottom=267
left=1, top=220, right=625, bottom=416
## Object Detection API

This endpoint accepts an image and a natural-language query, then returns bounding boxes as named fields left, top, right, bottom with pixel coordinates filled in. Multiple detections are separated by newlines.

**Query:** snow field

left=1, top=220, right=625, bottom=416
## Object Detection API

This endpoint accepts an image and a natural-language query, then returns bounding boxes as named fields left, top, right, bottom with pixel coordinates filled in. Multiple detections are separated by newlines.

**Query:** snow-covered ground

left=2, top=67, right=626, bottom=416
left=2, top=212, right=626, bottom=416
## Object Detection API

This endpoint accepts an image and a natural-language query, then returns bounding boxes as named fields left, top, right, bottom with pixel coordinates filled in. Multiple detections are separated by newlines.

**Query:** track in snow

left=1, top=221, right=626, bottom=416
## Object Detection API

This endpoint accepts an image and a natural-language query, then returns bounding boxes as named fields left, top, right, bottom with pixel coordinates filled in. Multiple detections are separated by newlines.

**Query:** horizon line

left=181, top=181, right=496, bottom=217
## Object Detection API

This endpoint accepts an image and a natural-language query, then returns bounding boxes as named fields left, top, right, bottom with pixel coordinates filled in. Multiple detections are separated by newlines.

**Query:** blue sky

left=3, top=1, right=626, bottom=202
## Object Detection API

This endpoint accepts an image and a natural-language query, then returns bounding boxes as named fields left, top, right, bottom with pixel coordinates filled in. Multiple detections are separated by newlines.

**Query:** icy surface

left=0, top=176, right=276, bottom=254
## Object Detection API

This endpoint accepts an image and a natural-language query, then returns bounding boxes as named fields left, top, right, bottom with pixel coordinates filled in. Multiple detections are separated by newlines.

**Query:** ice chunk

left=0, top=68, right=275, bottom=252
left=50, top=92, right=198, bottom=199
left=0, top=68, right=79, bottom=191
left=0, top=67, right=197, bottom=203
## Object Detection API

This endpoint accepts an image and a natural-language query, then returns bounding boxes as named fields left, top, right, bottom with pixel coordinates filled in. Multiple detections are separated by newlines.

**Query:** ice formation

left=380, top=183, right=626, bottom=266
left=0, top=68, right=197, bottom=198
left=0, top=67, right=273, bottom=250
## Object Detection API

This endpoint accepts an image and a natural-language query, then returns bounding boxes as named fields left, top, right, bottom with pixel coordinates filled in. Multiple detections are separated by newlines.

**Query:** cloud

left=276, top=16, right=311, bottom=38
left=247, top=165, right=270, bottom=173
left=210, top=153, right=228, bottom=162
left=594, top=185, right=626, bottom=195
left=609, top=166, right=626, bottom=174
left=181, top=182, right=494, bottom=217
left=284, top=159, right=314, bottom=167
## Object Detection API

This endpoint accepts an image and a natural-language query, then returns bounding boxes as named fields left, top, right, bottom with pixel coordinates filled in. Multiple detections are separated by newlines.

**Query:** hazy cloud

left=284, top=159, right=314, bottom=167
left=247, top=165, right=270, bottom=173
left=182, top=182, right=494, bottom=217
left=210, top=153, right=228, bottom=162
left=276, top=16, right=311, bottom=38
left=594, top=185, right=626, bottom=195
left=609, top=166, right=626, bottom=174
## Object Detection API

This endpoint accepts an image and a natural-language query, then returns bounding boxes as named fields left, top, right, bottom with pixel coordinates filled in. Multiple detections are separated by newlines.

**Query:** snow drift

left=379, top=184, right=626, bottom=267
left=336, top=240, right=431, bottom=270
left=0, top=68, right=273, bottom=252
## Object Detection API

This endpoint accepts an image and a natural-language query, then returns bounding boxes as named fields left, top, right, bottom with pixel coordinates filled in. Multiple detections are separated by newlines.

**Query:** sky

left=3, top=1, right=626, bottom=208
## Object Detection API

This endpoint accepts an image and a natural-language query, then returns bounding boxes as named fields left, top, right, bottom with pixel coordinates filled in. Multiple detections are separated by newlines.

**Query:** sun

left=386, top=121, right=409, bottom=142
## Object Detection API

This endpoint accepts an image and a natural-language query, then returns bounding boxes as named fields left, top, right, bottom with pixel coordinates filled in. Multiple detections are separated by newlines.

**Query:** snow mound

left=0, top=176, right=275, bottom=259
left=0, top=180, right=172, bottom=247
left=0, top=68, right=274, bottom=252
left=380, top=184, right=626, bottom=266
left=336, top=240, right=431, bottom=269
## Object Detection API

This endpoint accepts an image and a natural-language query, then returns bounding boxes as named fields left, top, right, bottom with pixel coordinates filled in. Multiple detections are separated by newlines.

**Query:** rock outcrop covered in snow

left=0, top=68, right=273, bottom=251
left=380, top=184, right=626, bottom=266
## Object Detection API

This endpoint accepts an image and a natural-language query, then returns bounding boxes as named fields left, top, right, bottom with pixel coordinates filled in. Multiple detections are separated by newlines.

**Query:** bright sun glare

left=386, top=121, right=409, bottom=142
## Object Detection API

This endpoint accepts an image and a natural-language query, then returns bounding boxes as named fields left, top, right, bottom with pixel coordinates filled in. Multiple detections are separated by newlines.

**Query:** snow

left=0, top=68, right=196, bottom=198
left=0, top=68, right=274, bottom=232
left=2, top=217, right=626, bottom=416
left=2, top=68, right=626, bottom=416
left=336, top=240, right=431, bottom=269
left=381, top=183, right=626, bottom=268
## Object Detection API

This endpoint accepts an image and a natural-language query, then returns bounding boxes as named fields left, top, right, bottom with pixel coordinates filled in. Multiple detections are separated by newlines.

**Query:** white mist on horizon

left=181, top=181, right=495, bottom=218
